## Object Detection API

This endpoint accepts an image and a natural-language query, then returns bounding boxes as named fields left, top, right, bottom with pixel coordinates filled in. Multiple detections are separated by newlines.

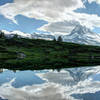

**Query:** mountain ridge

left=1, top=25, right=100, bottom=46
left=63, top=25, right=100, bottom=46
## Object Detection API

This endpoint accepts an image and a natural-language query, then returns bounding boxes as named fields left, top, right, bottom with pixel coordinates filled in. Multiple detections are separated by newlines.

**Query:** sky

left=0, top=0, right=100, bottom=35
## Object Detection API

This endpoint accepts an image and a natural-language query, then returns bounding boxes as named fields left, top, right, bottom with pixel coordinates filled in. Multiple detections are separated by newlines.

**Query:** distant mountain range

left=1, top=25, right=100, bottom=46
left=1, top=30, right=54, bottom=40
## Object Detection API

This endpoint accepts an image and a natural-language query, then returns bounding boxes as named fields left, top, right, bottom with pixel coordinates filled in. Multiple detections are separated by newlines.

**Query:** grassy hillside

left=0, top=36, right=100, bottom=70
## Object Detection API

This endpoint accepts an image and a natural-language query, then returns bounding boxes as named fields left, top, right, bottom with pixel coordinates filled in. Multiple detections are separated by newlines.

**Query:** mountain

left=1, top=30, right=31, bottom=38
left=1, top=25, right=100, bottom=46
left=63, top=25, right=100, bottom=46
left=1, top=30, right=55, bottom=40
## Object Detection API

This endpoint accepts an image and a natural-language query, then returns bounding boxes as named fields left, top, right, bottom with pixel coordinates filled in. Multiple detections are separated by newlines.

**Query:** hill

left=0, top=36, right=100, bottom=70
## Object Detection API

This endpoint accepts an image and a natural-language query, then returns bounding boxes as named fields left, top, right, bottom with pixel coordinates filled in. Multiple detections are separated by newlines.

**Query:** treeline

left=0, top=30, right=63, bottom=42
left=1, top=31, right=100, bottom=70
left=53, top=36, right=63, bottom=42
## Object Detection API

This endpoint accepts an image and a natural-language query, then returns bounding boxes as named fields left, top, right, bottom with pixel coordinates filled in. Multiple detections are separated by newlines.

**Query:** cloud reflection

left=0, top=66, right=100, bottom=100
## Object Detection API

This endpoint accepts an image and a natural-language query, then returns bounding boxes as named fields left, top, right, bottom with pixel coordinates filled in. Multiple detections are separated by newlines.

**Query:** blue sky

left=75, top=0, right=100, bottom=33
left=0, top=0, right=48, bottom=34
left=75, top=1, right=100, bottom=16
left=0, top=14, right=48, bottom=34
left=0, top=0, right=100, bottom=34
left=0, top=0, right=13, bottom=6
left=0, top=14, right=47, bottom=33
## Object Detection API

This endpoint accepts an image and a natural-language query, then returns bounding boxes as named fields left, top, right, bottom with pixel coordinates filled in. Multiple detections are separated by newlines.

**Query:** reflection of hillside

left=40, top=66, right=100, bottom=86
left=0, top=69, right=3, bottom=73
left=66, top=68, right=93, bottom=85
left=66, top=66, right=100, bottom=84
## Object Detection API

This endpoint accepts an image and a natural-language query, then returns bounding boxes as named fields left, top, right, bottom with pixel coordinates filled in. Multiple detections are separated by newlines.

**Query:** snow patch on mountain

left=63, top=25, right=100, bottom=46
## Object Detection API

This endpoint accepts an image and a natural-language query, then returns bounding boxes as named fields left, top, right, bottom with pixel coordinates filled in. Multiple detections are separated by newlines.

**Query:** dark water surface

left=0, top=66, right=100, bottom=100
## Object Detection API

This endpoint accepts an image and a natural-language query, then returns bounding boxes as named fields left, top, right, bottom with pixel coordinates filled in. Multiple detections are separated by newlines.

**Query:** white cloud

left=0, top=0, right=100, bottom=35
left=39, top=12, right=100, bottom=34
left=39, top=20, right=79, bottom=35
left=0, top=0, right=84, bottom=23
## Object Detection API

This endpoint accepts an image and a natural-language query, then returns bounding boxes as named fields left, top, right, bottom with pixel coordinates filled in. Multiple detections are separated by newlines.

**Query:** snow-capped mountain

left=1, top=30, right=55, bottom=40
left=1, top=25, right=100, bottom=46
left=1, top=30, right=32, bottom=38
left=63, top=25, right=100, bottom=46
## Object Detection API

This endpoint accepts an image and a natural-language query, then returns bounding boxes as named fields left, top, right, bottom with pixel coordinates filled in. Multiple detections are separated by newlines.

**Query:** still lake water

left=0, top=66, right=100, bottom=100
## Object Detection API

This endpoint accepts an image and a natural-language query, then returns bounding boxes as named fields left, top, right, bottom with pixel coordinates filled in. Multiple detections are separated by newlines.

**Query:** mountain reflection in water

left=0, top=66, right=100, bottom=100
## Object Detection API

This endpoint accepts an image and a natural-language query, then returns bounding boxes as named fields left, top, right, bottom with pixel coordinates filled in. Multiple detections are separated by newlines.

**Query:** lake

left=0, top=66, right=100, bottom=100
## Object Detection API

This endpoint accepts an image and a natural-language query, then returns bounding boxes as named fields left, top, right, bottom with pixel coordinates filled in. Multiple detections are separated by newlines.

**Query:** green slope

left=0, top=37, right=100, bottom=70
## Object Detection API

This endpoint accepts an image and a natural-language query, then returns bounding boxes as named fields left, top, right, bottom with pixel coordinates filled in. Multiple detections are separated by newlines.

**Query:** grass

left=0, top=37, right=100, bottom=70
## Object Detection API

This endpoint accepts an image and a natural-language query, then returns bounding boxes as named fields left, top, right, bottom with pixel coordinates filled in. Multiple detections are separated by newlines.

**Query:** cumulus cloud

left=39, top=20, right=79, bottom=35
left=39, top=12, right=100, bottom=34
left=0, top=0, right=84, bottom=23
left=0, top=0, right=100, bottom=35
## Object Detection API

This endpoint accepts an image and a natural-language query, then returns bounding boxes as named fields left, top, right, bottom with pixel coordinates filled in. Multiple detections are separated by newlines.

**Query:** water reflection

left=0, top=66, right=100, bottom=100
left=0, top=70, right=45, bottom=88
left=72, top=91, right=100, bottom=100
left=0, top=69, right=4, bottom=73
